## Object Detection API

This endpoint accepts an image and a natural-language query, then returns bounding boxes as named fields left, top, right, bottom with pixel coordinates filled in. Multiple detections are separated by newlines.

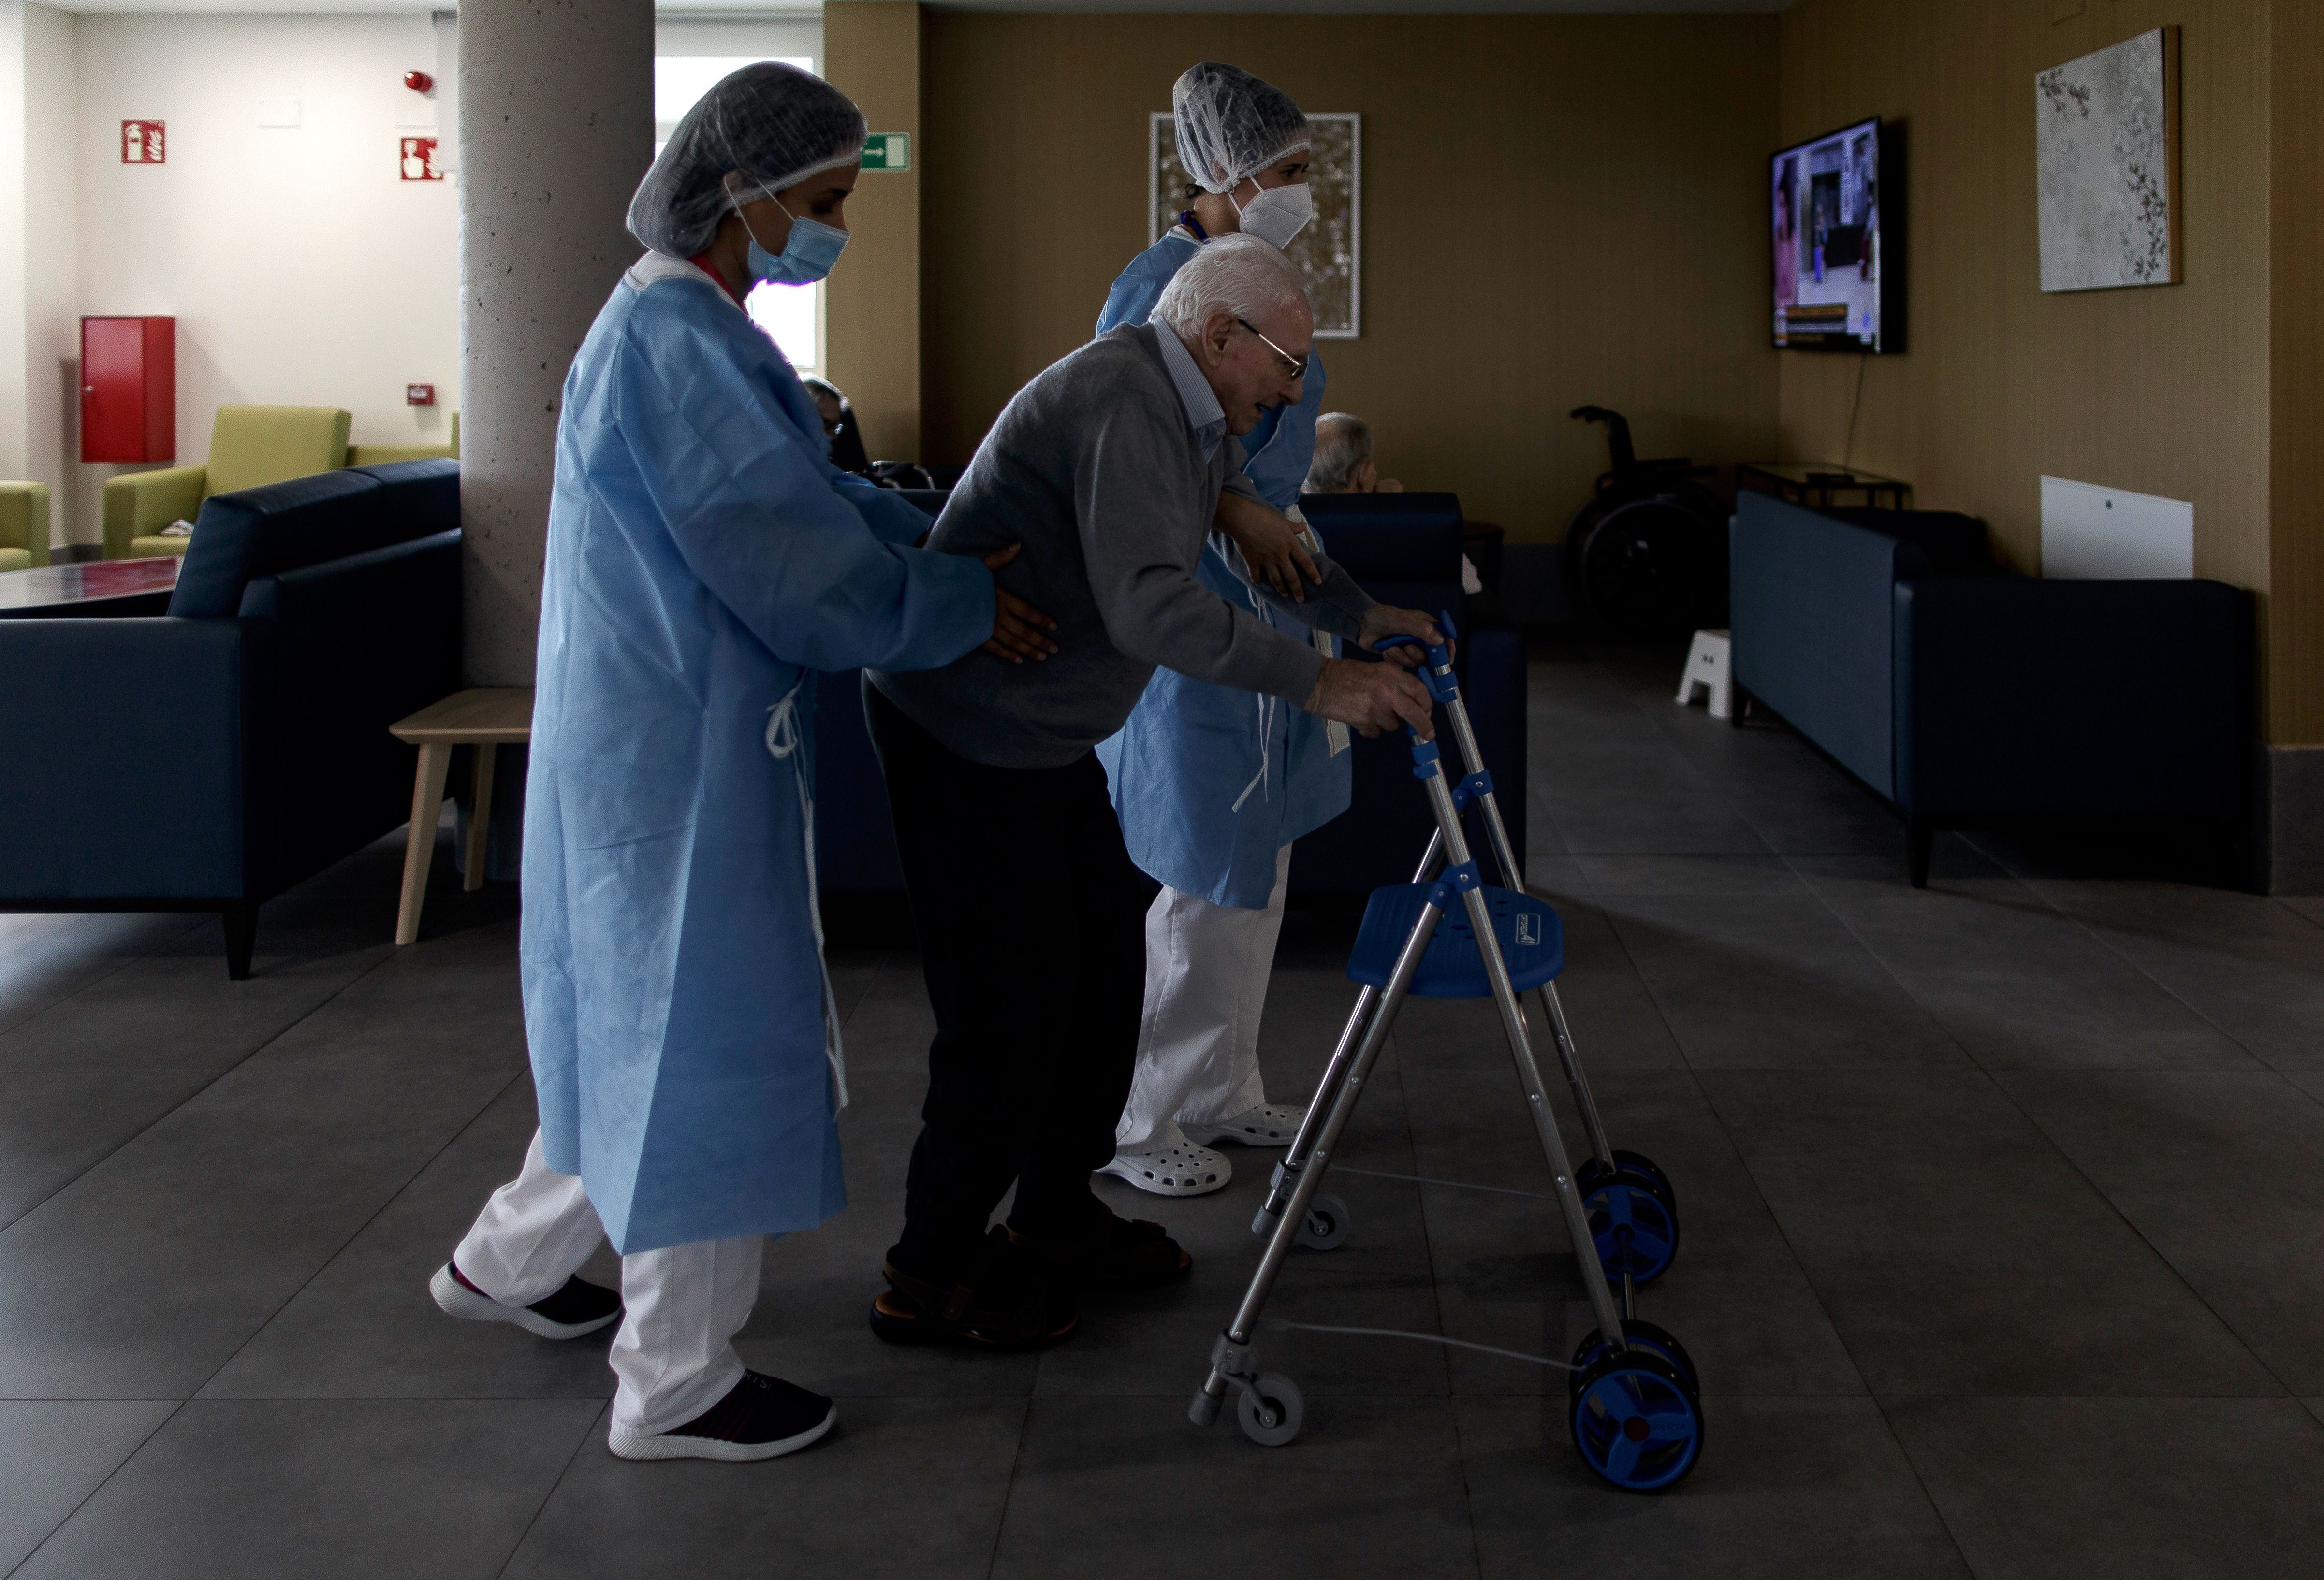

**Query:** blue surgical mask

left=740, top=186, right=849, bottom=287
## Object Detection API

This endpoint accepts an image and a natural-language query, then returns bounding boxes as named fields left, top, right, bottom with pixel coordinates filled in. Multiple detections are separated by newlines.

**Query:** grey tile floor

left=5, top=637, right=2324, bottom=1578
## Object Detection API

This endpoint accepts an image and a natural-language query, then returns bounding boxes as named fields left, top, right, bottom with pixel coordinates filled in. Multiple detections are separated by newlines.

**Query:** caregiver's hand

left=980, top=544, right=1059, bottom=664
left=1216, top=491, right=1321, bottom=602
left=1357, top=605, right=1455, bottom=668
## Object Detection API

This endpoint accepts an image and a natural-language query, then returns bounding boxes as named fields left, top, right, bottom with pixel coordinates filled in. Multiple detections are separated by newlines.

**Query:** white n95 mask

left=1234, top=180, right=1313, bottom=249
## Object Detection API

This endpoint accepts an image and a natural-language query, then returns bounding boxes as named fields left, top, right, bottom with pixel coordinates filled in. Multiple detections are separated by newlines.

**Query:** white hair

left=1152, top=233, right=1309, bottom=344
left=1305, top=412, right=1372, bottom=493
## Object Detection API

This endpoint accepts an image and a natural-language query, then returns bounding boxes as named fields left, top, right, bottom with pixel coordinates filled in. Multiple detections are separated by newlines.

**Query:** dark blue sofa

left=0, top=461, right=463, bottom=974
left=814, top=490, right=1528, bottom=902
left=1291, top=492, right=1526, bottom=898
left=1730, top=491, right=2252, bottom=885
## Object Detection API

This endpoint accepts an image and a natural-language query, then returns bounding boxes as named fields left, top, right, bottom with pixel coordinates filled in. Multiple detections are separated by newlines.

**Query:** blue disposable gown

left=524, top=255, right=994, bottom=1254
left=1093, top=232, right=1348, bottom=909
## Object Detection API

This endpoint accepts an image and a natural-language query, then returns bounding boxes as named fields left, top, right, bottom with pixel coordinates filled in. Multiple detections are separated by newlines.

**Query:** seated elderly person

left=1303, top=411, right=1402, bottom=495
left=801, top=375, right=873, bottom=474
left=864, top=235, right=1445, bottom=1348
left=1307, top=411, right=1485, bottom=594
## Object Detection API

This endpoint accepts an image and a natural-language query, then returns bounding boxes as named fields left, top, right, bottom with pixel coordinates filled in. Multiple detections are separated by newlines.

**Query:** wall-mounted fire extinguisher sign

left=121, top=121, right=165, bottom=163
left=399, top=136, right=442, bottom=182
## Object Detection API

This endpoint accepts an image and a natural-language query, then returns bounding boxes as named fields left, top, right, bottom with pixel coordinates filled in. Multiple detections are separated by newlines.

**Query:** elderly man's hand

left=1304, top=656, right=1435, bottom=740
left=1357, top=604, right=1456, bottom=669
left=1215, top=492, right=1321, bottom=602
left=979, top=544, right=1059, bottom=663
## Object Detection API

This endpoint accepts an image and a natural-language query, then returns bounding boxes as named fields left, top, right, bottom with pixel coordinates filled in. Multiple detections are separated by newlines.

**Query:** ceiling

left=65, top=0, right=1789, bottom=16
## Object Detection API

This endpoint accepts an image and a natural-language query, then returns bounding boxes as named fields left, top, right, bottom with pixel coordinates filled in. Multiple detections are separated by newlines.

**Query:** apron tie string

left=765, top=678, right=849, bottom=1111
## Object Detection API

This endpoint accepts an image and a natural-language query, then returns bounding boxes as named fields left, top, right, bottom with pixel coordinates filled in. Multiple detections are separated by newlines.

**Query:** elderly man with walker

left=864, top=237, right=1447, bottom=1347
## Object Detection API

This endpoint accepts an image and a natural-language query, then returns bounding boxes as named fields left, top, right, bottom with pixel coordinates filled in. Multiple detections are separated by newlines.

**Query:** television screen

left=1772, top=117, right=1886, bottom=351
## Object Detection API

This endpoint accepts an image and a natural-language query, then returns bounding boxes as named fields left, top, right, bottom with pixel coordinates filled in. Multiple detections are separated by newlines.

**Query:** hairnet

left=1172, top=63, right=1311, bottom=195
left=627, top=62, right=867, bottom=257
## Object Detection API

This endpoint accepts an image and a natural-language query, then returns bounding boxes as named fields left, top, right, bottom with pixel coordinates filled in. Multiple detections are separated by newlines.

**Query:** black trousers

left=863, top=678, right=1154, bottom=1278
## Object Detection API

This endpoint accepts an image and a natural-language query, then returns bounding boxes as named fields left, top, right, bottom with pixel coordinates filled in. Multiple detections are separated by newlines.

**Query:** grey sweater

left=872, top=325, right=1373, bottom=769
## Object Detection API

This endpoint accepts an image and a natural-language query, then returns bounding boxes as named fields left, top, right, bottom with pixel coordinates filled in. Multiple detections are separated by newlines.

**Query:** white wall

left=23, top=2, right=75, bottom=539
left=0, top=0, right=71, bottom=531
left=70, top=12, right=458, bottom=543
left=654, top=17, right=821, bottom=71
left=0, top=0, right=28, bottom=486
left=4, top=11, right=819, bottom=547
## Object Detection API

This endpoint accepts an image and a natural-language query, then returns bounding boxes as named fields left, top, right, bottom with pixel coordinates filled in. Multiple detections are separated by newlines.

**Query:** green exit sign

left=860, top=133, right=910, bottom=172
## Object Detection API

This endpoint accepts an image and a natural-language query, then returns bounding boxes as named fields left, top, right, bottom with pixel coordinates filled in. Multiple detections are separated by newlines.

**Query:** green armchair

left=347, top=412, right=460, bottom=469
left=103, top=405, right=351, bottom=560
left=0, top=483, right=51, bottom=572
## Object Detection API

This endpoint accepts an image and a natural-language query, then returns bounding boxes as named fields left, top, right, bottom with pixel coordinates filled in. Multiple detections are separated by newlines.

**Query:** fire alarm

left=407, top=384, right=436, bottom=406
left=403, top=70, right=434, bottom=93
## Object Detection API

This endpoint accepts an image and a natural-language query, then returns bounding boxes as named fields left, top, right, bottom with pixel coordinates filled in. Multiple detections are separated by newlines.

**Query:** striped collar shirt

left=1151, top=321, right=1227, bottom=461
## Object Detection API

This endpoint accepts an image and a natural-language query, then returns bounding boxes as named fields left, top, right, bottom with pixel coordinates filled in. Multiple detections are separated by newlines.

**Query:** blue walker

left=1187, top=618, right=1703, bottom=1492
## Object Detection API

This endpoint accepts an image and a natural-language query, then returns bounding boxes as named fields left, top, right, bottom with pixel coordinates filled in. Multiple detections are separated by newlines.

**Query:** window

left=654, top=54, right=823, bottom=374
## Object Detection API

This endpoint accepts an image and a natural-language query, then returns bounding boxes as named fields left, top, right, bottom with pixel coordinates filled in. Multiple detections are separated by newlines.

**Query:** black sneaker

left=429, top=1260, right=621, bottom=1340
left=868, top=1225, right=1079, bottom=1350
left=607, top=1372, right=837, bottom=1463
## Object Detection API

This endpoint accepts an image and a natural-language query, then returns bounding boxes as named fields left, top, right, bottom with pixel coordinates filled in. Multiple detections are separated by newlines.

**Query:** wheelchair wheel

left=1571, top=496, right=1723, bottom=637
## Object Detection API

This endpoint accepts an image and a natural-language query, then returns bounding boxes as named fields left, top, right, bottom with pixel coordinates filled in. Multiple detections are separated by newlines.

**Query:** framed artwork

left=1150, top=110, right=1361, bottom=338
left=2036, top=26, right=2181, bottom=292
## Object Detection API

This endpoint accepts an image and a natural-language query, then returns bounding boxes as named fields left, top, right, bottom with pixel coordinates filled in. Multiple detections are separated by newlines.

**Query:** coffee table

left=0, top=556, right=182, bottom=619
left=1736, top=462, right=1910, bottom=512
left=389, top=687, right=535, bottom=946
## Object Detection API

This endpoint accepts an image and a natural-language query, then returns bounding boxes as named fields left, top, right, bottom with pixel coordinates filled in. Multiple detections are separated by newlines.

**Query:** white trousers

left=454, top=1129, right=762, bottom=1438
left=1115, top=843, right=1292, bottom=1153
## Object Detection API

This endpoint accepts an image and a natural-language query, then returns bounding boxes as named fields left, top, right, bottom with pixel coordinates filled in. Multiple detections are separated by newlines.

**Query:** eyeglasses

left=1235, top=318, right=1309, bottom=380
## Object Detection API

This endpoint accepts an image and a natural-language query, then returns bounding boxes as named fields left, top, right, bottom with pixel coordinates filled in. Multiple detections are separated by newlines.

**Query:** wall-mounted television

left=1772, top=116, right=1887, bottom=352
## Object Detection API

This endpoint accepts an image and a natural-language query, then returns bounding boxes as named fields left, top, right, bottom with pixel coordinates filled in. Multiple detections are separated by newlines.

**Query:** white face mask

left=1233, top=179, right=1313, bottom=249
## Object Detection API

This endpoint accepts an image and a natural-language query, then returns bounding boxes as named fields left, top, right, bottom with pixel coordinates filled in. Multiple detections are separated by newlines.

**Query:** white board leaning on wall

left=2040, top=476, right=2194, bottom=580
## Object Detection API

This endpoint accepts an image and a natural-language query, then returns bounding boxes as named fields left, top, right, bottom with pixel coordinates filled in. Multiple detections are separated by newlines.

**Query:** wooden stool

left=390, top=687, right=534, bottom=946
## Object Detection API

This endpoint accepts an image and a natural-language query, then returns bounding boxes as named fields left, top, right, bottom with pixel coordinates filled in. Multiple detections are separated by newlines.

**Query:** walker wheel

left=1237, top=1373, right=1305, bottom=1447
left=1569, top=1349, right=1703, bottom=1491
left=1567, top=1318, right=1700, bottom=1401
left=1590, top=1149, right=1675, bottom=1211
left=1297, top=1193, right=1350, bottom=1252
left=1577, top=1153, right=1677, bottom=1217
left=1579, top=1168, right=1679, bottom=1284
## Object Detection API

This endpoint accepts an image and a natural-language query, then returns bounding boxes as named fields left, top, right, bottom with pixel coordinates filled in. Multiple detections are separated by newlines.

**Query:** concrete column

left=823, top=1, right=921, bottom=463
left=457, top=0, right=653, bottom=685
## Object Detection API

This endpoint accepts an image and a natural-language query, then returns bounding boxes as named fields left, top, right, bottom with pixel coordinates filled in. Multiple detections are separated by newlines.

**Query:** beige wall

left=824, top=2, right=921, bottom=461
left=1776, top=0, right=2307, bottom=738
left=918, top=11, right=1781, bottom=543
left=2269, top=0, right=2324, bottom=743
left=875, top=1, right=2315, bottom=740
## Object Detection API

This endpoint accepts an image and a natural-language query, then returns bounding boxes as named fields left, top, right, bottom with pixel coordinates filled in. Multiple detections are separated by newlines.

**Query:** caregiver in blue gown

left=1095, top=63, right=1355, bottom=1199
left=424, top=62, right=1054, bottom=1466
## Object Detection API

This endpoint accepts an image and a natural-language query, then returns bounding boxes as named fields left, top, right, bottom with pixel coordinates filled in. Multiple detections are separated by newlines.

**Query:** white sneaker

left=430, top=1260, right=621, bottom=1340
left=1099, top=1142, right=1231, bottom=1197
left=607, top=1372, right=836, bottom=1463
left=1184, top=1104, right=1306, bottom=1148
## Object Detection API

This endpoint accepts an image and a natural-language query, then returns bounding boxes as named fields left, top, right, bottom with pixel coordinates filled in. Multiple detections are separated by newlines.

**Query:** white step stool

left=1674, top=629, right=1732, bottom=720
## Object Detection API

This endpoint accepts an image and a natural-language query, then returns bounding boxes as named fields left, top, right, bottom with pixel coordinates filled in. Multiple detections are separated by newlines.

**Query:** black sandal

left=868, top=1225, right=1079, bottom=1350
left=1010, top=1212, right=1192, bottom=1293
